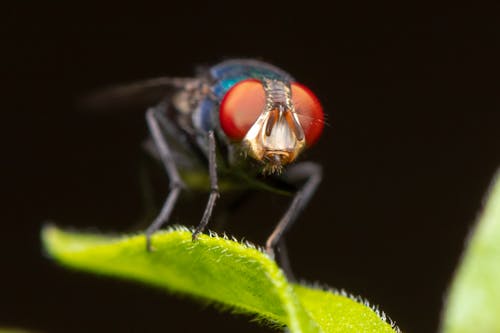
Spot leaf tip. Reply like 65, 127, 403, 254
40, 223, 59, 256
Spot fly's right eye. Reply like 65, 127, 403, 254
219, 79, 266, 141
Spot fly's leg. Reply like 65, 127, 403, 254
266, 162, 322, 278
192, 131, 220, 240
276, 239, 295, 281
144, 106, 185, 251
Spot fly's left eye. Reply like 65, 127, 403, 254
291, 83, 324, 146
219, 79, 266, 140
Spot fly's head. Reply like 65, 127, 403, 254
242, 79, 305, 174
220, 78, 324, 174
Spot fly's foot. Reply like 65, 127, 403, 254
191, 230, 201, 242
266, 248, 276, 260
145, 233, 155, 252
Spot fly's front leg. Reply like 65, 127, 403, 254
266, 162, 322, 276
144, 106, 185, 251
192, 131, 220, 240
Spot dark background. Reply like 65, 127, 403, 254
2, 2, 499, 333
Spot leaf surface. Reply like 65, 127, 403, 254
42, 226, 399, 333
441, 171, 500, 333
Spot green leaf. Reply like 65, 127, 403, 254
441, 170, 500, 333
42, 225, 399, 333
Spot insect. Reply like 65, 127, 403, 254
87, 59, 324, 274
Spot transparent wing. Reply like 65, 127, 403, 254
79, 77, 200, 112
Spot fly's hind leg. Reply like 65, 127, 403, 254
144, 106, 185, 251
266, 162, 322, 279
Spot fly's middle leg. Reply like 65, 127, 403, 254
144, 106, 185, 251
192, 130, 220, 240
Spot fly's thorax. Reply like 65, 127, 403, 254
242, 79, 306, 174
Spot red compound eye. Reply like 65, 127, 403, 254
291, 83, 324, 146
220, 79, 266, 141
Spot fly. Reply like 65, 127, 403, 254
86, 59, 325, 275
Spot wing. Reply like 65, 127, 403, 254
79, 77, 200, 112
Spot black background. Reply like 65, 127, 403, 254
2, 2, 499, 333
